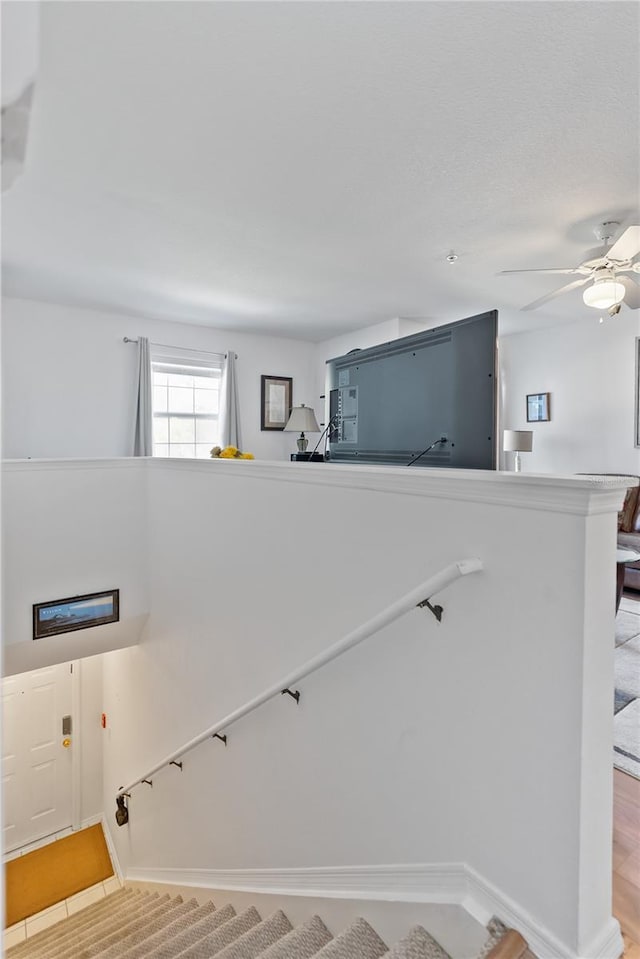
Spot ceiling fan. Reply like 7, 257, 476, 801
499, 221, 640, 314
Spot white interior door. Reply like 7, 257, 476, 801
2, 662, 74, 852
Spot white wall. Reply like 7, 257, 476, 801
0, 297, 318, 461
0, 298, 428, 463
0, 1, 39, 106
63, 458, 618, 958
500, 312, 640, 475
4, 295, 639, 477
78, 654, 104, 823
2, 457, 625, 954
1, 461, 148, 670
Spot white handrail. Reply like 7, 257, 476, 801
117, 558, 482, 798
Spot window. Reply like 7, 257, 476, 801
151, 345, 224, 458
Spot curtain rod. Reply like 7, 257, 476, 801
123, 337, 236, 359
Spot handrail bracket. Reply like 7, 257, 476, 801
281, 688, 301, 704
417, 598, 443, 622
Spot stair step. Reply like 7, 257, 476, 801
139, 902, 236, 959
382, 925, 452, 959
213, 909, 293, 959
54, 894, 177, 959
93, 897, 200, 958
20, 891, 156, 959
40, 892, 162, 958
5, 884, 520, 959
6, 888, 134, 957
314, 918, 388, 959
258, 915, 333, 958
476, 921, 509, 959
119, 899, 217, 959
166, 906, 262, 959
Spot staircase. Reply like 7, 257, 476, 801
6, 887, 529, 959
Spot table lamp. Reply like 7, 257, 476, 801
284, 404, 320, 452
503, 429, 533, 472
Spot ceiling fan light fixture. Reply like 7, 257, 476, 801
582, 277, 625, 309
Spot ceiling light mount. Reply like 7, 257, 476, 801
593, 221, 620, 245
445, 251, 458, 264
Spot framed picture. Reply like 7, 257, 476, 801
526, 392, 550, 423
33, 589, 119, 640
261, 375, 292, 431
636, 338, 640, 447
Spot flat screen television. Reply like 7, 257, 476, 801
326, 309, 497, 469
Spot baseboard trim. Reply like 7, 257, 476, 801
465, 865, 623, 959
125, 862, 469, 904
579, 918, 625, 959
125, 860, 623, 959
100, 814, 123, 883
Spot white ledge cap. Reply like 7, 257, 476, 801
2, 457, 632, 517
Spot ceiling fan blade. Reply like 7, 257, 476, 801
620, 275, 640, 309
499, 268, 579, 275
520, 276, 590, 312
607, 225, 640, 262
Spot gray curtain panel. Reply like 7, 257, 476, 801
132, 336, 153, 455
219, 351, 242, 449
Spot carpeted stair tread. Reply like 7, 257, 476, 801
313, 918, 388, 959
42, 892, 163, 958
88, 896, 200, 959
213, 909, 293, 959
258, 915, 333, 959
6, 888, 134, 956
56, 894, 182, 959
169, 906, 262, 959
36, 892, 160, 958
6, 888, 135, 955
476, 919, 508, 959
118, 899, 218, 959
139, 903, 237, 959
382, 926, 452, 959
19, 891, 155, 959
7, 885, 520, 959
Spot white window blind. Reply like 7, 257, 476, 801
150, 345, 224, 459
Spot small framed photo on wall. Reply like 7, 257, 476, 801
33, 589, 119, 640
526, 392, 550, 423
260, 375, 293, 431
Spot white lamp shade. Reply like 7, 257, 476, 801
503, 429, 533, 453
284, 404, 320, 433
582, 279, 625, 309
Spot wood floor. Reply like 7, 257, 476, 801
616, 590, 640, 956
615, 768, 640, 955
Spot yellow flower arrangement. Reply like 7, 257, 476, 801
210, 446, 254, 460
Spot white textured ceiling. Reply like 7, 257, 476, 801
2, 1, 639, 340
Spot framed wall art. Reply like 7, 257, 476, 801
260, 375, 292, 431
33, 589, 120, 640
526, 392, 551, 423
